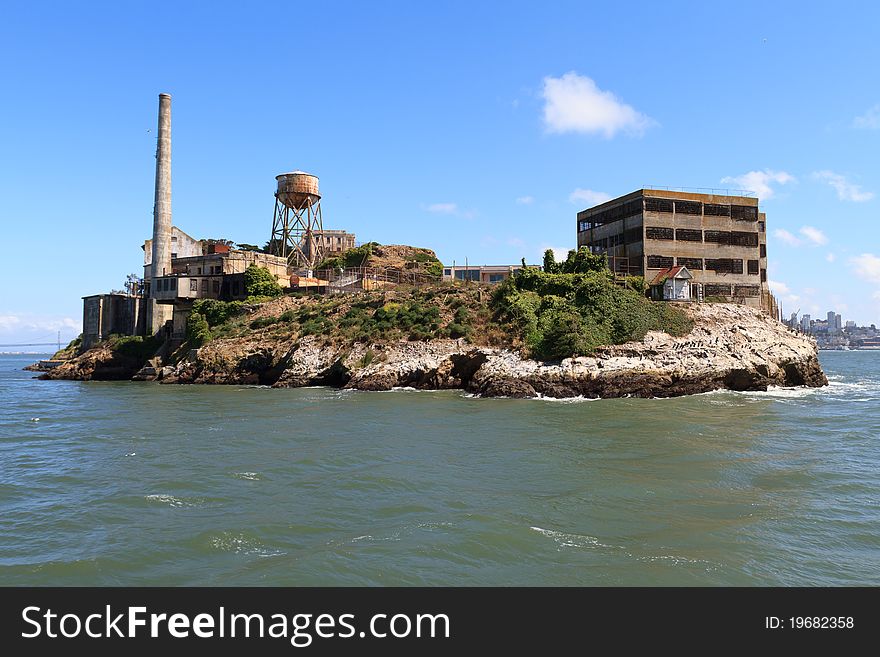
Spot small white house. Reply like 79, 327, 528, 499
649, 266, 692, 301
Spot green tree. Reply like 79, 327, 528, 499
186, 312, 212, 347
244, 264, 282, 298
543, 249, 558, 274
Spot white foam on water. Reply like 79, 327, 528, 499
125, 452, 136, 457
209, 532, 286, 558
532, 394, 602, 403
145, 494, 196, 508
232, 472, 261, 481
530, 526, 608, 550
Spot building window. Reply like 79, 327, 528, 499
731, 205, 758, 221
454, 269, 481, 281
212, 280, 220, 294
674, 200, 701, 215
677, 257, 703, 270
170, 278, 177, 290
201, 279, 208, 293
758, 221, 765, 232
734, 285, 760, 297
443, 269, 452, 276
646, 255, 674, 269
704, 231, 731, 244
705, 284, 732, 296
645, 227, 674, 240
760, 244, 767, 258
644, 198, 673, 213
624, 227, 642, 243
730, 231, 759, 247
761, 268, 767, 282
488, 273, 506, 283
705, 258, 743, 273
675, 229, 703, 242
190, 279, 198, 292
197, 267, 202, 275
704, 204, 731, 217
578, 220, 590, 232
747, 259, 759, 275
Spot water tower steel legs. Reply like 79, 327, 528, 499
271, 196, 325, 270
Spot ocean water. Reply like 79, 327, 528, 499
0, 351, 877, 586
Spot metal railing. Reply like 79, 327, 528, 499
293, 266, 440, 293
642, 185, 757, 198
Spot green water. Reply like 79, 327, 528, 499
1, 351, 878, 586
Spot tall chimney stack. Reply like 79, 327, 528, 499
151, 93, 172, 280
147, 93, 173, 335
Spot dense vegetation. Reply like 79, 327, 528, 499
316, 242, 381, 271
176, 249, 691, 359
492, 248, 692, 360
52, 335, 83, 360
316, 242, 443, 279
244, 264, 282, 298
106, 334, 164, 361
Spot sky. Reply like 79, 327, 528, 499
2, 0, 880, 346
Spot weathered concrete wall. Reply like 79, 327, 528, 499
81, 294, 145, 349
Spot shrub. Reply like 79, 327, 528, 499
109, 334, 164, 361
445, 322, 470, 339
244, 264, 282, 298
624, 275, 648, 295
193, 299, 244, 326
250, 316, 279, 329
186, 313, 212, 347
491, 249, 692, 360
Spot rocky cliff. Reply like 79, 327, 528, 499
40, 302, 827, 398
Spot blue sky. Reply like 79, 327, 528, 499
2, 0, 880, 345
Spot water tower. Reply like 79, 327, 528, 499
270, 171, 324, 269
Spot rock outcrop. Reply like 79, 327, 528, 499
38, 303, 827, 398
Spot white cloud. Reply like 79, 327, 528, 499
850, 253, 880, 285
422, 203, 477, 219
569, 188, 611, 206
515, 196, 534, 205
720, 169, 795, 199
812, 170, 874, 202
768, 280, 800, 305
768, 280, 791, 295
0, 315, 22, 331
541, 72, 655, 138
853, 104, 880, 129
826, 253, 836, 263
799, 226, 828, 246
539, 245, 572, 262
773, 226, 828, 247
425, 203, 458, 214
773, 229, 801, 246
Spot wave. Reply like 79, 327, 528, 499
530, 526, 608, 550
144, 494, 202, 508
208, 532, 286, 558
232, 472, 261, 481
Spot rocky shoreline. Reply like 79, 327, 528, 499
36, 303, 827, 398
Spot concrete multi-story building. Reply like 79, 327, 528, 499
314, 230, 356, 257
150, 245, 290, 338
576, 189, 771, 311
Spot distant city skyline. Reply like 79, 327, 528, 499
2, 1, 880, 345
